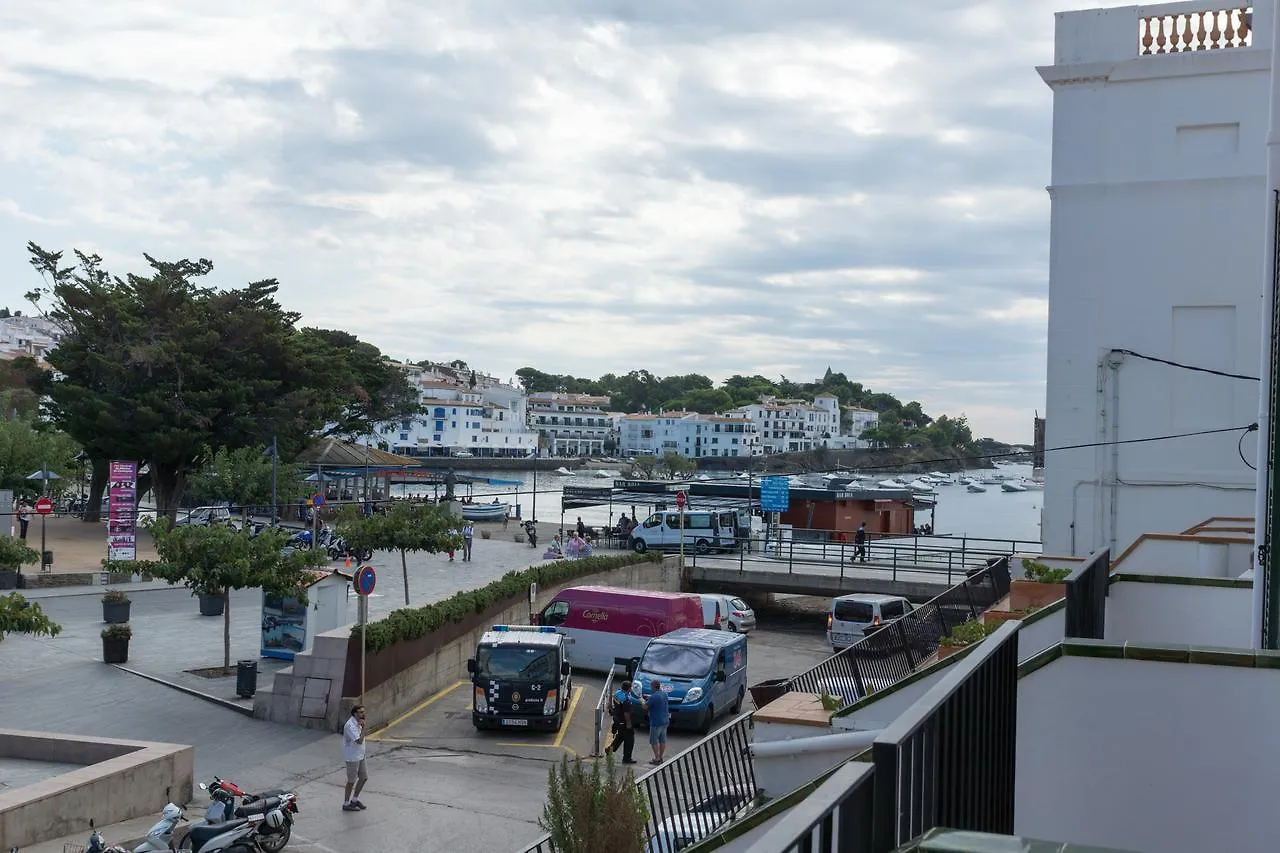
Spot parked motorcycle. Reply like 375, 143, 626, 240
82, 821, 129, 853
180, 808, 285, 853
181, 777, 298, 852
132, 803, 186, 852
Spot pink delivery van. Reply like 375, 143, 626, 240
533, 586, 703, 672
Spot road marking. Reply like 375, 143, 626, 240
553, 685, 585, 750
367, 680, 466, 740
497, 742, 580, 757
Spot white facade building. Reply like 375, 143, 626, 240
526, 393, 617, 457
724, 394, 842, 454
1039, 2, 1266, 556
0, 312, 61, 360
618, 412, 760, 459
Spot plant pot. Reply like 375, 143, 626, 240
103, 601, 131, 624
0, 570, 16, 590
103, 637, 129, 664
1010, 580, 1067, 611
982, 609, 1029, 628
198, 594, 225, 617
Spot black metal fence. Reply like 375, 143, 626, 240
785, 557, 1011, 704
517, 712, 757, 853
1065, 548, 1109, 640
740, 622, 1020, 853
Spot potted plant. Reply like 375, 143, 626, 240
194, 582, 225, 617
937, 618, 992, 660
1010, 558, 1072, 610
102, 589, 131, 623
983, 604, 1040, 628
0, 536, 39, 590
101, 622, 131, 664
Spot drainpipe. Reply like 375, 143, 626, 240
1108, 351, 1124, 557
1256, 3, 1280, 651
749, 729, 883, 759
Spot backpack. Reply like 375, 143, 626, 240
611, 696, 630, 726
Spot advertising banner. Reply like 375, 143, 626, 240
261, 594, 307, 660
107, 460, 138, 561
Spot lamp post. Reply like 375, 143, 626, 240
262, 436, 278, 527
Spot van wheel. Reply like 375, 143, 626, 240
632, 539, 647, 553
695, 539, 710, 555
731, 686, 745, 715
698, 705, 715, 734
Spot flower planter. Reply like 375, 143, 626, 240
937, 644, 968, 660
983, 609, 1030, 628
1010, 579, 1067, 611
0, 570, 16, 590
198, 593, 225, 617
102, 637, 129, 664
103, 600, 131, 624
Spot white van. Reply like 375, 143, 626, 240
827, 594, 913, 651
630, 510, 745, 554
696, 594, 725, 629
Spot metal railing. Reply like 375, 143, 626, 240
591, 666, 616, 756
740, 622, 1020, 853
786, 557, 1011, 704
517, 713, 757, 853
1065, 548, 1109, 640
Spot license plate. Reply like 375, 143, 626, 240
834, 634, 853, 643
500, 718, 529, 726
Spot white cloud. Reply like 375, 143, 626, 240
0, 0, 1078, 441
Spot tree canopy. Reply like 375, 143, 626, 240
0, 592, 61, 642
186, 445, 308, 519
22, 244, 418, 518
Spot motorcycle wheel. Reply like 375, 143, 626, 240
258, 821, 292, 852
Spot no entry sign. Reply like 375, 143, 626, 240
34, 497, 53, 515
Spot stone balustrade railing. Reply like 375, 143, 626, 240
1139, 6, 1253, 54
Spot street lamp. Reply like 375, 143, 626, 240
262, 436, 278, 526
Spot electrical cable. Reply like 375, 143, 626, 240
1239, 426, 1259, 471
1113, 349, 1259, 381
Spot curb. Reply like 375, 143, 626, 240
18, 581, 184, 599
114, 665, 255, 717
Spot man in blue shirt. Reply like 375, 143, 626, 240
646, 679, 670, 765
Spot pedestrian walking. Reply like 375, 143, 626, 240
854, 522, 867, 562
447, 526, 457, 562
576, 516, 586, 538
342, 705, 368, 811
646, 679, 669, 765
607, 680, 637, 764
462, 522, 474, 561
16, 499, 30, 540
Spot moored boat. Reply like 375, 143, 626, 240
1001, 481, 1027, 493
460, 502, 509, 521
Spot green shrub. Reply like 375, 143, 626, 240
540, 753, 648, 853
1021, 558, 1071, 584
352, 552, 663, 653
940, 618, 992, 648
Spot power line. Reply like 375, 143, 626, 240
1113, 348, 1259, 381
1240, 424, 1259, 471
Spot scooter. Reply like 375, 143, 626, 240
180, 808, 285, 853
185, 778, 298, 852
133, 803, 186, 852
82, 821, 129, 853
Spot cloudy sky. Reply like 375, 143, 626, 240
0, 0, 1082, 442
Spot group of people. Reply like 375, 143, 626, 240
607, 678, 670, 766
545, 530, 593, 560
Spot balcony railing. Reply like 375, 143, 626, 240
1139, 6, 1252, 54
741, 623, 1020, 852
1064, 548, 1109, 640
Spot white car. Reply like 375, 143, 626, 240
645, 786, 755, 852
453, 450, 474, 458
174, 506, 233, 527
711, 594, 756, 633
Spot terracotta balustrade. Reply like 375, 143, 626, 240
1139, 6, 1252, 54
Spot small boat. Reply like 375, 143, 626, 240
592, 470, 613, 479
1019, 479, 1045, 491
966, 483, 987, 493
696, 473, 711, 481
877, 479, 904, 489
907, 480, 936, 493
929, 472, 950, 480
553, 467, 574, 477
460, 502, 509, 521
736, 472, 750, 479
1001, 481, 1027, 493
958, 477, 972, 486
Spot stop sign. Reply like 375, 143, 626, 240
676, 491, 686, 509
34, 497, 53, 515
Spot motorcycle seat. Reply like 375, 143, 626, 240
187, 818, 249, 849
235, 796, 282, 817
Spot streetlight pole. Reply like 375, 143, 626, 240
270, 435, 278, 527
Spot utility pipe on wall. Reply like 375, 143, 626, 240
749, 728, 883, 759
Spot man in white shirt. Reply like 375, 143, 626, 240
342, 705, 368, 811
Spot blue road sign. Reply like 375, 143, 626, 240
355, 564, 377, 596
310, 492, 325, 507
760, 476, 790, 512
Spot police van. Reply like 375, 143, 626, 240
467, 625, 574, 732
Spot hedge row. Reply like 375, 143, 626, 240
352, 552, 664, 654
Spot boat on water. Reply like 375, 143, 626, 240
1001, 481, 1027, 493
553, 467, 574, 477
877, 479, 906, 489
907, 480, 936, 493
592, 470, 614, 479
966, 483, 987, 493
1019, 479, 1045, 491
460, 502, 509, 521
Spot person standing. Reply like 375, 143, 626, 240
17, 499, 30, 540
446, 526, 457, 562
646, 679, 670, 765
461, 522, 474, 562
576, 517, 586, 538
854, 522, 867, 562
608, 680, 637, 764
342, 705, 368, 811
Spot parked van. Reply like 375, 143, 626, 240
467, 625, 573, 732
631, 628, 749, 733
696, 594, 724, 630
630, 510, 747, 554
533, 586, 703, 672
827, 594, 913, 651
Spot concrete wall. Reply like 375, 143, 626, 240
1038, 0, 1271, 557
1016, 606, 1065, 661
1113, 535, 1252, 578
1016, 653, 1280, 852
0, 730, 193, 849
1106, 577, 1252, 647
256, 556, 681, 731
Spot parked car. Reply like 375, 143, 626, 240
706, 594, 755, 633
827, 594, 913, 651
453, 450, 474, 458
175, 506, 233, 527
696, 594, 724, 630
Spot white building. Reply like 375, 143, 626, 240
526, 392, 617, 457
373, 365, 540, 457
618, 412, 760, 459
724, 394, 842, 454
0, 312, 61, 360
1039, 2, 1264, 556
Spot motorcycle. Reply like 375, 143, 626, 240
82, 821, 129, 853
180, 807, 285, 853
181, 777, 298, 852
133, 803, 186, 852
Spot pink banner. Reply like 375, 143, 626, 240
107, 460, 137, 561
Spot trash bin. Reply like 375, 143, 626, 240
42, 550, 53, 569
749, 678, 789, 711
236, 660, 258, 698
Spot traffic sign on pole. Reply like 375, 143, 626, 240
34, 497, 53, 515
676, 491, 686, 509
310, 492, 325, 508
355, 564, 377, 596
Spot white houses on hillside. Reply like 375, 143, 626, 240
618, 412, 761, 459
723, 394, 852, 454
526, 392, 618, 457
1038, 2, 1264, 556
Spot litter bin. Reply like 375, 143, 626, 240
749, 678, 789, 711
42, 550, 53, 570
236, 659, 258, 698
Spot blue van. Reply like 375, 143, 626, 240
631, 628, 748, 734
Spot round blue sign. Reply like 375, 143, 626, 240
311, 492, 326, 507
355, 564, 377, 596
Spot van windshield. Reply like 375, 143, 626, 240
641, 642, 716, 678
476, 646, 556, 680
833, 601, 875, 622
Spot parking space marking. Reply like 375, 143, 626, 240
368, 680, 466, 740
553, 685, 585, 749
496, 742, 581, 757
